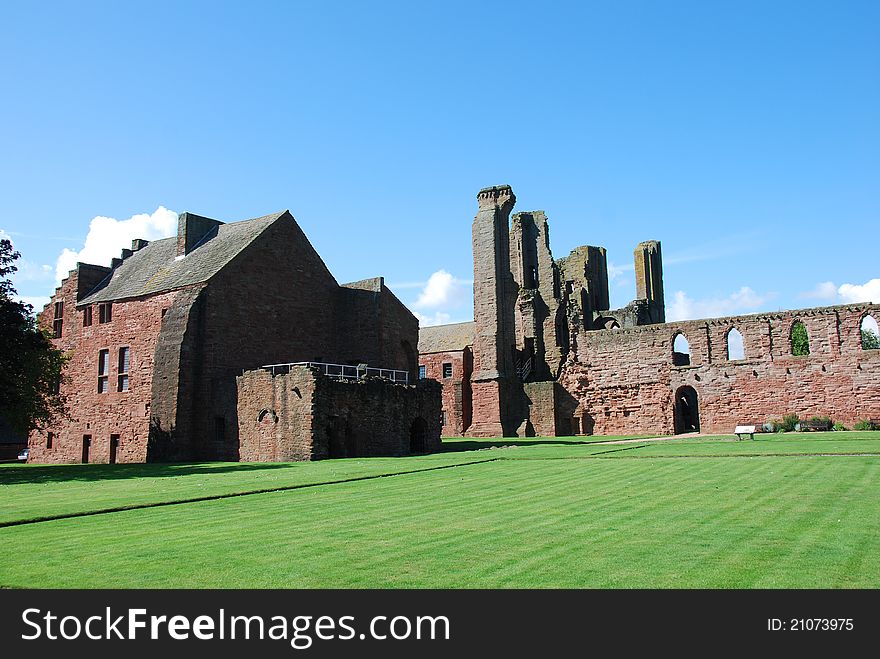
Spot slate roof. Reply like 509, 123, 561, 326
78, 211, 287, 305
418, 321, 475, 353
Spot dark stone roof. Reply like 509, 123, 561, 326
78, 211, 286, 305
418, 321, 475, 353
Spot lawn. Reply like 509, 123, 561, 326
0, 432, 878, 588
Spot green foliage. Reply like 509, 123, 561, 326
853, 420, 876, 431
0, 239, 68, 436
791, 321, 810, 356
781, 413, 800, 432
832, 422, 849, 432
863, 329, 880, 350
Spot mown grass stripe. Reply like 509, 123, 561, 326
0, 457, 497, 529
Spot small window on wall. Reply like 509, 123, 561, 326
442, 363, 453, 378
861, 315, 880, 350
117, 347, 130, 392
672, 333, 691, 366
98, 302, 112, 324
53, 301, 63, 338
726, 328, 745, 360
791, 321, 810, 356
441, 410, 448, 426
83, 306, 93, 327
98, 349, 110, 393
46, 432, 54, 449
419, 365, 427, 379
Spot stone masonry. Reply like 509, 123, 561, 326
419, 184, 880, 438
30, 209, 439, 463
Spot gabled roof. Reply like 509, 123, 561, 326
418, 321, 475, 354
78, 211, 287, 305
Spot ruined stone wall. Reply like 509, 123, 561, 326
558, 303, 880, 435
468, 185, 520, 437
419, 348, 473, 436
28, 269, 182, 463
236, 368, 317, 461
510, 211, 566, 380
237, 367, 442, 461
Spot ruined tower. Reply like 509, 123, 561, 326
510, 211, 566, 380
466, 185, 519, 437
634, 240, 665, 324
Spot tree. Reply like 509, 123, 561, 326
791, 321, 810, 356
0, 239, 67, 436
863, 329, 880, 350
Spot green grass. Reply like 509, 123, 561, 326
0, 432, 878, 588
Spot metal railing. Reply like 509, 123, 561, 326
260, 361, 409, 384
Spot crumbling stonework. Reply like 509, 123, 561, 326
419, 184, 880, 438
237, 366, 442, 460
558, 304, 880, 434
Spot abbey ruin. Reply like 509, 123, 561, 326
418, 185, 880, 437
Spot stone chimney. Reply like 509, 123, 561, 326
177, 212, 223, 257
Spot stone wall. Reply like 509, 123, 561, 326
29, 267, 183, 464
419, 348, 472, 436
237, 366, 442, 461
558, 303, 880, 435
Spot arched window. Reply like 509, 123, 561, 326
726, 327, 745, 360
672, 332, 691, 366
791, 320, 810, 356
862, 314, 880, 350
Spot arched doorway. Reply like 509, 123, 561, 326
675, 386, 700, 434
409, 417, 428, 454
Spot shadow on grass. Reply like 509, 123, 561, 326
0, 461, 295, 486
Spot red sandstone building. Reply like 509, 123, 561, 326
31, 210, 440, 463
419, 185, 880, 437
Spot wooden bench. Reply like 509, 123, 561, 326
734, 425, 756, 441
800, 419, 832, 432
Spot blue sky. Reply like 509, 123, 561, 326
1, 1, 877, 324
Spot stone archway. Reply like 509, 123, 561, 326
674, 385, 700, 434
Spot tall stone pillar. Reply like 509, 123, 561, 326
466, 185, 519, 437
634, 240, 665, 324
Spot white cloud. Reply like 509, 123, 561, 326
667, 286, 776, 321
54, 207, 178, 283
799, 278, 880, 305
799, 281, 839, 301
838, 279, 880, 305
413, 269, 470, 309
413, 311, 453, 327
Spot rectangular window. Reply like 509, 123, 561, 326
98, 302, 112, 324
442, 363, 453, 378
117, 347, 130, 392
52, 301, 63, 338
83, 306, 92, 327
418, 365, 426, 379
441, 410, 447, 426
98, 349, 109, 393
46, 432, 54, 449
